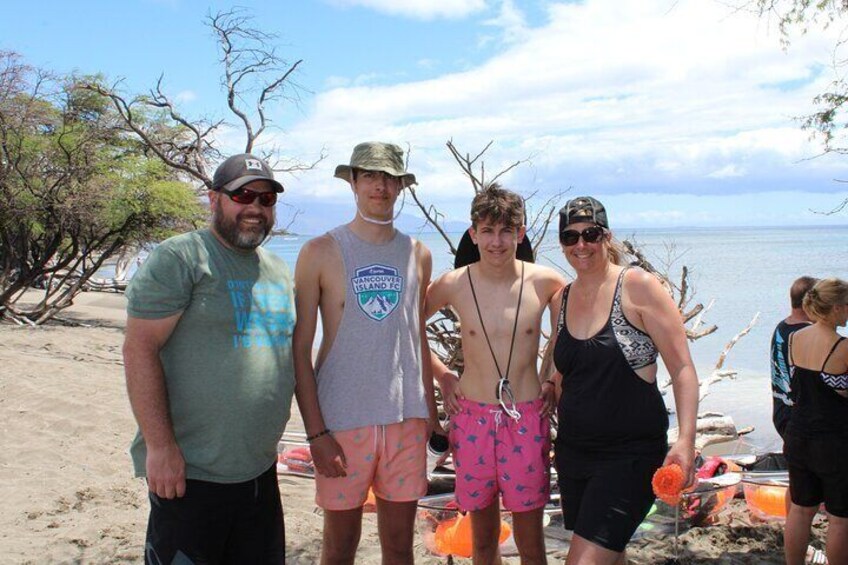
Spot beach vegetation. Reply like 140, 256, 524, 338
0, 52, 204, 325
755, 0, 848, 213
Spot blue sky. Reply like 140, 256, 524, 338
4, 0, 848, 232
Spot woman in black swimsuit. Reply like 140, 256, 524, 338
547, 196, 699, 565
783, 278, 848, 565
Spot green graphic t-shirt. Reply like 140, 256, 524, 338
126, 229, 295, 483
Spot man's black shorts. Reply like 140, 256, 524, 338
773, 408, 789, 441
145, 463, 285, 564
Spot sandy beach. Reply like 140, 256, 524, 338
0, 292, 828, 564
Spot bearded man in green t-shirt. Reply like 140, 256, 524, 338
123, 153, 295, 563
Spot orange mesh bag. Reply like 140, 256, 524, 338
434, 512, 512, 557
363, 488, 377, 513
652, 463, 685, 506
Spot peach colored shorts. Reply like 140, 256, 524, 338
315, 418, 428, 511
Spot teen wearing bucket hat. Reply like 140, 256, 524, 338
547, 195, 699, 564
332, 141, 416, 226
293, 141, 438, 563
333, 142, 416, 186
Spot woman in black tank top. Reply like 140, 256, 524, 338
547, 197, 700, 563
782, 277, 848, 565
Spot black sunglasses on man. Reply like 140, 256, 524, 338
226, 187, 277, 208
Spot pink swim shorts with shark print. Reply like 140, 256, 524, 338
449, 397, 551, 513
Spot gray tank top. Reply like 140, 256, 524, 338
316, 225, 429, 431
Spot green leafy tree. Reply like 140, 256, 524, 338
0, 52, 204, 325
756, 0, 848, 211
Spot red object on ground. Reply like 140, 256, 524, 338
696, 456, 727, 480
278, 446, 313, 474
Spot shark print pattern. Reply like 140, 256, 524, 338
449, 398, 551, 512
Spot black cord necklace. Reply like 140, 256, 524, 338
466, 261, 525, 419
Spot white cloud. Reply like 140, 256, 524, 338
174, 90, 197, 103
622, 208, 689, 224
323, 76, 351, 89
483, 0, 529, 45
327, 0, 487, 20
322, 71, 395, 90
604, 191, 848, 228
707, 164, 746, 179
417, 58, 439, 70
275, 0, 848, 225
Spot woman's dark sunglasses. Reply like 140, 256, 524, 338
226, 187, 277, 207
560, 226, 606, 246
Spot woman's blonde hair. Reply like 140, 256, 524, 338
606, 236, 626, 266
803, 277, 848, 321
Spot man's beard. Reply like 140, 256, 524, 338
213, 210, 272, 250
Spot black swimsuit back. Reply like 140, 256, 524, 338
787, 336, 848, 438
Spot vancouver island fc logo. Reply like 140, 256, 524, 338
352, 264, 403, 321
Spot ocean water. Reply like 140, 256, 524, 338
268, 225, 848, 453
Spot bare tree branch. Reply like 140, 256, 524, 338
714, 312, 760, 371
82, 82, 214, 190
526, 189, 566, 257
209, 8, 305, 154
408, 185, 457, 255
446, 139, 490, 192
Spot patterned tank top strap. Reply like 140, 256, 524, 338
610, 265, 659, 370
821, 336, 847, 372
610, 266, 631, 318
556, 283, 572, 337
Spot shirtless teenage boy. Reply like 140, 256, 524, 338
293, 142, 437, 564
426, 184, 566, 565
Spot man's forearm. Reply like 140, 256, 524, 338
123, 343, 177, 449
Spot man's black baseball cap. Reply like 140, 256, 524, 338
212, 154, 284, 193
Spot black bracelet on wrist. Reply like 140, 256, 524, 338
541, 379, 555, 387
306, 429, 330, 442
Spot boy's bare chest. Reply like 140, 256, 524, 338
453, 283, 542, 341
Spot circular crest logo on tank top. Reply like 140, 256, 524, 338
351, 264, 404, 321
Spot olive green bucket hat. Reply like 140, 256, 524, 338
334, 141, 416, 187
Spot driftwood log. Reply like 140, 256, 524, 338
81, 278, 128, 292
668, 412, 755, 452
